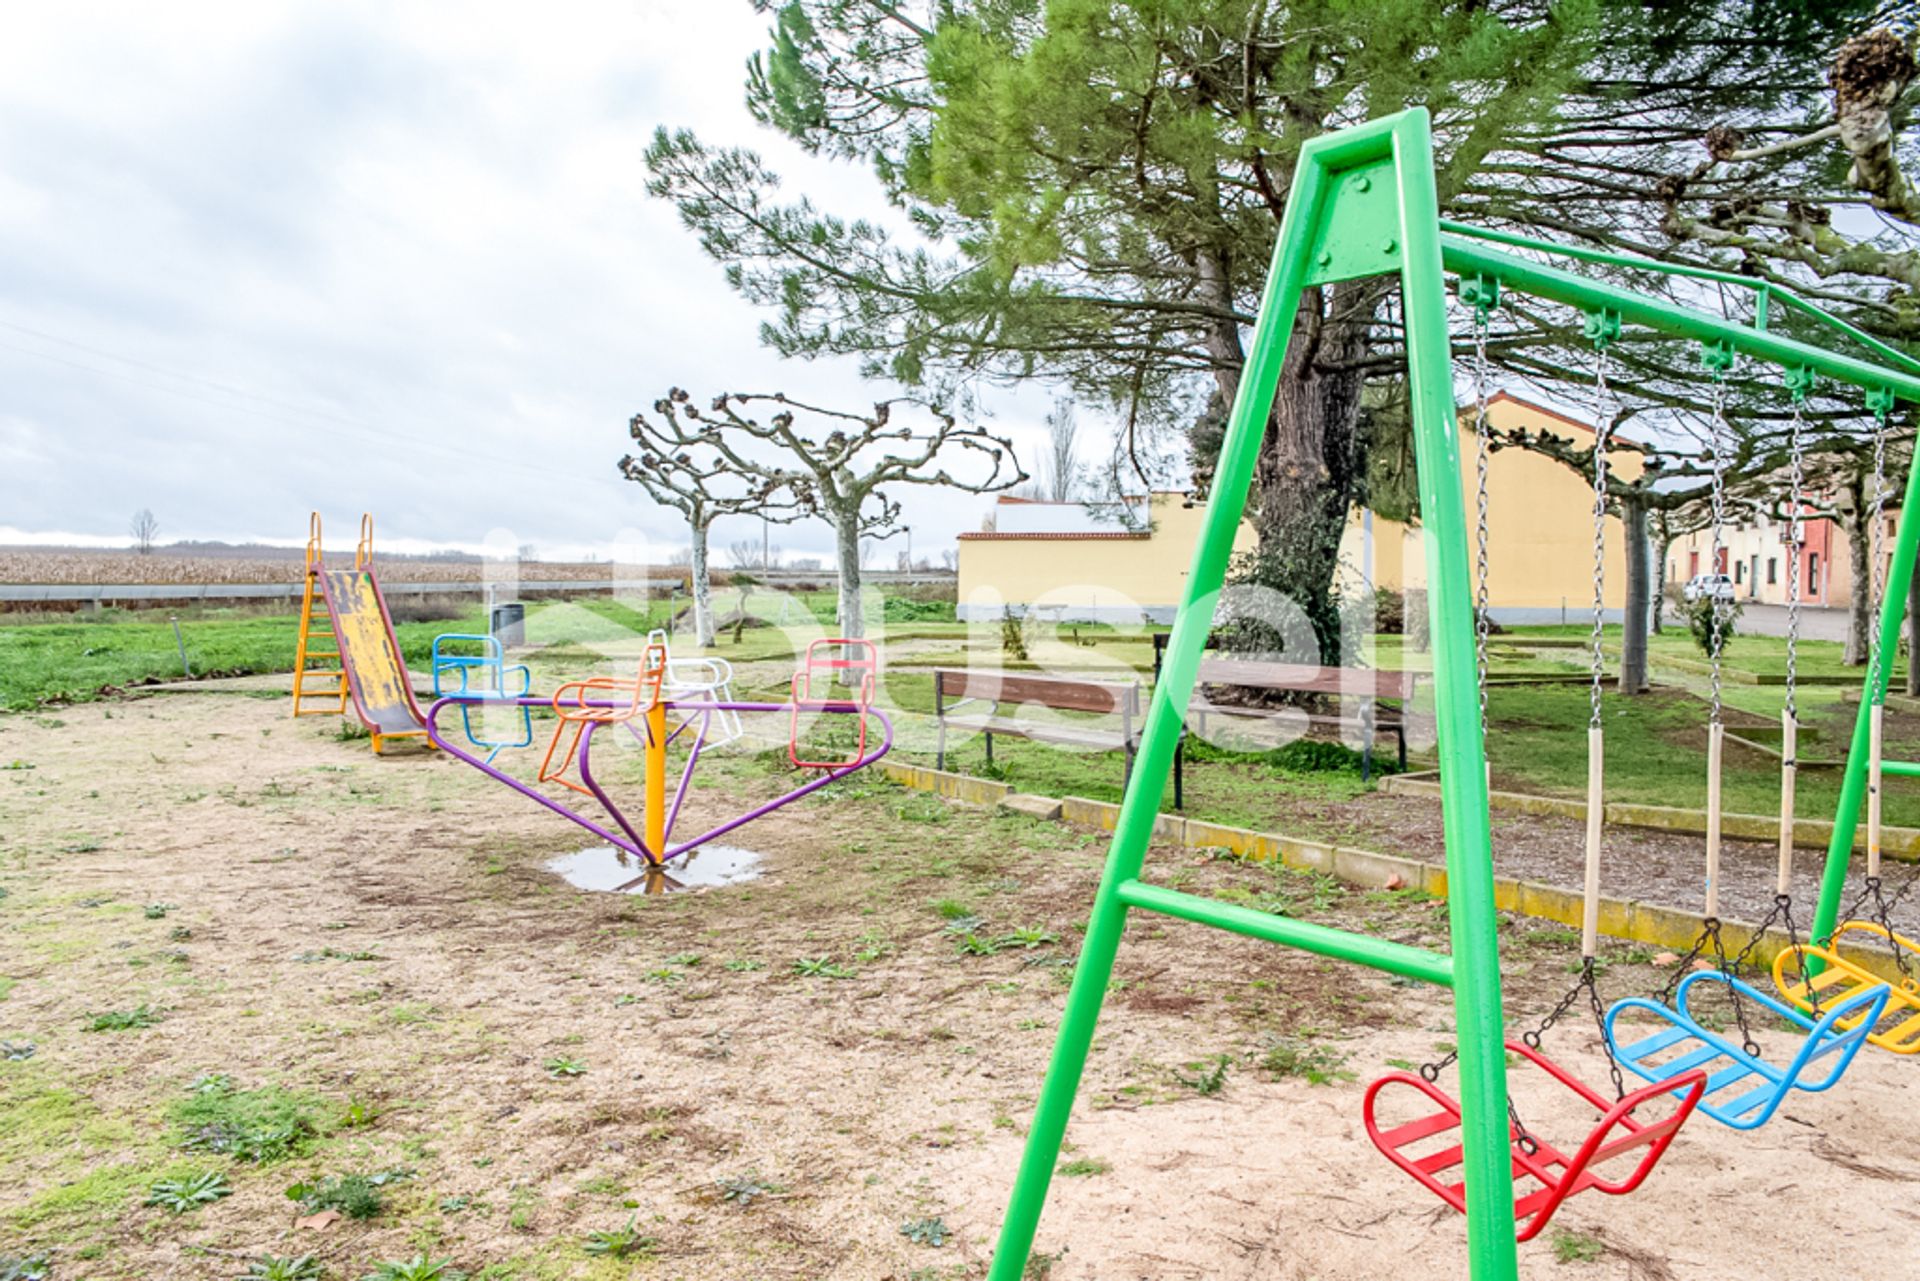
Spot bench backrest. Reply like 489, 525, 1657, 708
1193, 657, 1418, 701
934, 668, 1140, 716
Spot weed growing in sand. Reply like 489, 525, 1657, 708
543, 1057, 587, 1079
1000, 925, 1058, 949
582, 1216, 655, 1259
287, 1169, 411, 1220
1057, 1157, 1110, 1177
955, 933, 1002, 957
87, 1005, 160, 1031
790, 956, 854, 979
1260, 1037, 1354, 1085
241, 1256, 325, 1280
144, 1169, 231, 1213
722, 957, 764, 972
900, 1216, 950, 1246
2, 1041, 36, 1061
1550, 1229, 1605, 1264
0, 1254, 52, 1281
1175, 1055, 1232, 1096
358, 1257, 464, 1281
715, 1173, 784, 1206
143, 903, 176, 919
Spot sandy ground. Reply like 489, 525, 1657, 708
0, 687, 1916, 1280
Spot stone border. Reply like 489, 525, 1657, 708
878, 762, 1914, 987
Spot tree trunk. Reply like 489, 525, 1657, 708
1907, 554, 1919, 697
831, 502, 864, 643
1844, 469, 1872, 666
1618, 491, 1650, 694
1651, 528, 1672, 635
690, 516, 715, 647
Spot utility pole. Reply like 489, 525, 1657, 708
905, 525, 913, 572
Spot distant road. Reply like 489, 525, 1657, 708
0, 569, 956, 605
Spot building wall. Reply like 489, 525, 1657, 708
1669, 509, 1890, 609
958, 395, 1647, 625
955, 492, 1256, 622
1338, 394, 1644, 620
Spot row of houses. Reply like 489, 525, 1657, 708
955, 393, 1881, 623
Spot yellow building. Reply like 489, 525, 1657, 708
1346, 392, 1645, 621
956, 394, 1642, 624
956, 492, 1255, 623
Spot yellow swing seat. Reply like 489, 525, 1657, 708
1773, 924, 1920, 1055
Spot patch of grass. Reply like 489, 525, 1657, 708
144, 1168, 231, 1213
1550, 1228, 1606, 1264
1260, 1036, 1354, 1085
0, 1255, 52, 1281
143, 902, 176, 919
900, 1215, 950, 1246
542, 1057, 587, 1078
1056, 1157, 1109, 1177
171, 1078, 320, 1163
86, 1005, 160, 1031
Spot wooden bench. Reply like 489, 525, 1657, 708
1151, 634, 1421, 804
933, 668, 1142, 783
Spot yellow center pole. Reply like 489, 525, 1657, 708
646, 700, 668, 863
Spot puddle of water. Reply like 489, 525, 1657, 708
547, 843, 764, 895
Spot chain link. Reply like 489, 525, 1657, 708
1590, 348, 1616, 728
1871, 414, 1890, 697
1707, 371, 1730, 730
1473, 307, 1494, 740
1785, 395, 1804, 722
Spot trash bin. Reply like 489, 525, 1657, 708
490, 602, 526, 648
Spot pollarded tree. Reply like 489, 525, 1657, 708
619, 398, 802, 646
647, 0, 1600, 658
642, 389, 1024, 641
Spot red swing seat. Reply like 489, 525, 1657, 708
788, 638, 878, 769
1363, 1041, 1706, 1241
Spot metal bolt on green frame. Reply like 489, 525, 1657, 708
985, 107, 1920, 1281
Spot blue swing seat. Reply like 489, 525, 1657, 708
431, 633, 534, 764
1604, 970, 1889, 1130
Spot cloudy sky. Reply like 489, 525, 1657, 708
0, 1, 1069, 563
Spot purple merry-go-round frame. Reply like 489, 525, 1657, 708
426, 695, 892, 866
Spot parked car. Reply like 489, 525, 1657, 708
1682, 573, 1736, 602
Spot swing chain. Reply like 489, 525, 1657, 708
1870, 409, 1890, 694
1523, 956, 1627, 1100
1590, 343, 1617, 730
1843, 873, 1918, 982
1785, 389, 1806, 722
1705, 358, 1732, 729
1472, 300, 1495, 739
1706, 917, 1762, 1058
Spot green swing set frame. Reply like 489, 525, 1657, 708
986, 108, 1920, 1281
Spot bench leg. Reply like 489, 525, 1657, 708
1174, 736, 1183, 810
1396, 726, 1407, 772
937, 718, 947, 772
985, 731, 993, 769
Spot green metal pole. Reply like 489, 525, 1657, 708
982, 136, 1337, 1281
1811, 424, 1920, 948
1393, 114, 1520, 1281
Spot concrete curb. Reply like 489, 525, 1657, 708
877, 763, 1915, 987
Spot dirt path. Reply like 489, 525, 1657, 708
0, 690, 1915, 1279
